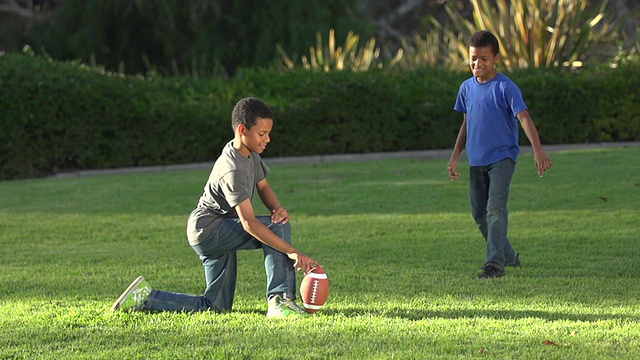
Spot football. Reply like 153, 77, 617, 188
300, 266, 330, 313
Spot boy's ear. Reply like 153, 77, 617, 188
237, 124, 246, 135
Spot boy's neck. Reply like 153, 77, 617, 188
232, 138, 251, 158
476, 70, 498, 83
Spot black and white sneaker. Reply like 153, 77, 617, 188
507, 253, 521, 267
478, 265, 505, 279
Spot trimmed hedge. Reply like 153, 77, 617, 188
515, 66, 640, 144
236, 68, 467, 156
1, 53, 638, 179
0, 54, 233, 179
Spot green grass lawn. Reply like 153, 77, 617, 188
1, 146, 639, 359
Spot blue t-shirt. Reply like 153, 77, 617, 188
454, 73, 528, 166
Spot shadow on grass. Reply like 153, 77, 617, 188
323, 307, 640, 322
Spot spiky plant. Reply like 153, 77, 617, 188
390, 32, 443, 70
277, 29, 383, 72
429, 0, 621, 70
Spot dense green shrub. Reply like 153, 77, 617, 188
0, 53, 232, 179
1, 53, 638, 180
515, 65, 640, 144
235, 68, 467, 156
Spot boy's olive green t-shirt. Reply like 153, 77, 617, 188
186, 140, 269, 245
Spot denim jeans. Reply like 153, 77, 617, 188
144, 216, 296, 312
469, 158, 518, 271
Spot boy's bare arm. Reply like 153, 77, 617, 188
235, 198, 318, 272
517, 110, 553, 176
256, 178, 289, 224
448, 115, 467, 181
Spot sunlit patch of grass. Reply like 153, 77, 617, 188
0, 147, 639, 359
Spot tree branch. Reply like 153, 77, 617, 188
371, 0, 434, 41
0, 0, 35, 18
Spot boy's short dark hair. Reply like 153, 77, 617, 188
231, 97, 274, 130
469, 30, 500, 55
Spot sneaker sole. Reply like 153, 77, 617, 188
477, 273, 505, 279
267, 313, 305, 319
111, 276, 145, 311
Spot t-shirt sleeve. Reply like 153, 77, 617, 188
220, 170, 251, 208
504, 81, 528, 117
257, 158, 269, 182
454, 83, 467, 113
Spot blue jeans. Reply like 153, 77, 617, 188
469, 158, 518, 271
144, 216, 296, 312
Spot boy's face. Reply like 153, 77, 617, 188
236, 117, 273, 157
469, 46, 499, 83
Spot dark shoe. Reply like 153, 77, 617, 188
507, 253, 521, 267
478, 265, 505, 279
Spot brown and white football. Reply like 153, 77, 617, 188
300, 266, 330, 313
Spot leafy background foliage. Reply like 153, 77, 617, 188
5, 0, 370, 77
2, 1, 637, 75
435, 0, 623, 70
0, 0, 638, 179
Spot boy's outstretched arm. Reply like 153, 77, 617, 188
517, 110, 553, 177
448, 115, 467, 181
257, 179, 289, 224
236, 194, 319, 273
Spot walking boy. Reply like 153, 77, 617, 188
447, 31, 552, 278
112, 97, 320, 317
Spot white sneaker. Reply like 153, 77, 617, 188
267, 294, 309, 319
111, 276, 152, 311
